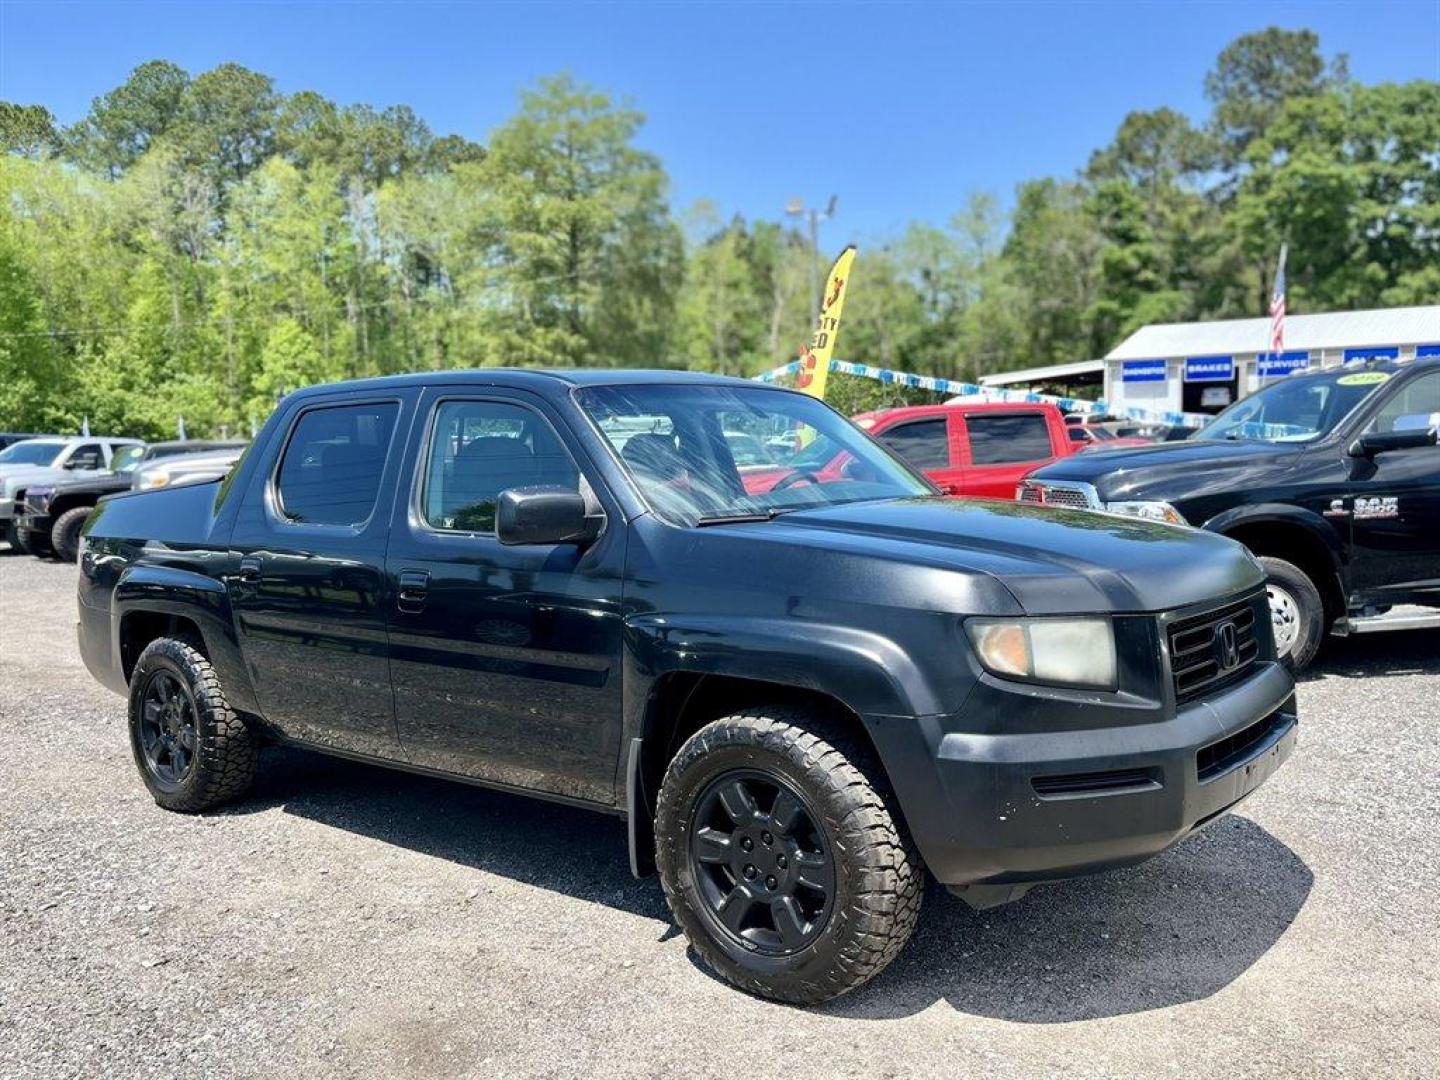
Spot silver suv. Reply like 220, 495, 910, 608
0, 436, 143, 546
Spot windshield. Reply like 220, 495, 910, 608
0, 440, 65, 466
110, 445, 145, 472
578, 384, 932, 525
1196, 369, 1392, 443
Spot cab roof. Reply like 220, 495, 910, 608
288, 368, 765, 402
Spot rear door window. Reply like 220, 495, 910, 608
965, 413, 1054, 465
877, 418, 951, 470
276, 402, 399, 525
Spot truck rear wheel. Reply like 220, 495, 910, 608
1258, 555, 1324, 673
654, 707, 921, 1005
50, 506, 92, 563
128, 638, 258, 812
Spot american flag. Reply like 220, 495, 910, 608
1269, 243, 1288, 354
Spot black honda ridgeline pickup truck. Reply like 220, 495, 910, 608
1024, 359, 1440, 672
77, 371, 1296, 1004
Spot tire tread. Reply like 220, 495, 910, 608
655, 706, 921, 1005
129, 638, 258, 812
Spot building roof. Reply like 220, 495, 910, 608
1105, 305, 1440, 361
978, 359, 1104, 387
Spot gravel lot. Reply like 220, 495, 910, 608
1, 549, 1436, 1079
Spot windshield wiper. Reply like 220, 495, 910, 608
694, 508, 795, 527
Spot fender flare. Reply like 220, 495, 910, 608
624, 613, 943, 722
1200, 502, 1347, 603
620, 613, 946, 877
112, 563, 259, 714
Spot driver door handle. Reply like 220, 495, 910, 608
397, 569, 430, 613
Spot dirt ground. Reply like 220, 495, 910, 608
1, 551, 1436, 1079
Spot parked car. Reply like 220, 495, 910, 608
0, 436, 143, 550
1067, 422, 1155, 451
722, 429, 782, 469
744, 401, 1079, 499
77, 370, 1296, 1005
130, 441, 248, 491
1021, 358, 1440, 671
0, 432, 48, 452
15, 440, 247, 560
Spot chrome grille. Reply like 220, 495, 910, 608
1168, 594, 1262, 704
1018, 481, 1097, 509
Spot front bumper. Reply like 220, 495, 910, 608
867, 661, 1296, 888
0, 497, 14, 522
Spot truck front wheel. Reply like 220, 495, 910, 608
1258, 556, 1324, 672
654, 708, 922, 1005
50, 506, 92, 562
128, 638, 259, 812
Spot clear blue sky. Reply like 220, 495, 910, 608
3, 1, 1437, 245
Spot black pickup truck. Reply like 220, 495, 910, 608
77, 370, 1296, 1004
1023, 359, 1440, 672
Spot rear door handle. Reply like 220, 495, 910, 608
396, 569, 430, 613
237, 557, 261, 582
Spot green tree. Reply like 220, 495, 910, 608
1205, 28, 1348, 165
65, 60, 190, 178
1232, 79, 1440, 311
473, 74, 681, 368
0, 103, 58, 158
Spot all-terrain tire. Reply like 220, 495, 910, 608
128, 637, 258, 812
50, 505, 92, 563
654, 707, 922, 1005
1258, 555, 1325, 673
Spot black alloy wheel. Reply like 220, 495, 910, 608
137, 670, 199, 790
688, 770, 835, 956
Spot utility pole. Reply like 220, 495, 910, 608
786, 195, 838, 321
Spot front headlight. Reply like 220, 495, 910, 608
1104, 500, 1186, 525
137, 470, 170, 490
966, 617, 1117, 689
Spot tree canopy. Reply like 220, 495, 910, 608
0, 28, 1434, 436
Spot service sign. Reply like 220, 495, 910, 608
1122, 360, 1166, 383
1184, 355, 1234, 382
1258, 350, 1310, 378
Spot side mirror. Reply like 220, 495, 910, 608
1347, 429, 1438, 458
496, 485, 598, 546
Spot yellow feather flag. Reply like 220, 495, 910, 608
795, 245, 857, 401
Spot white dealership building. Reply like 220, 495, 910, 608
980, 304, 1440, 421
1100, 304, 1440, 418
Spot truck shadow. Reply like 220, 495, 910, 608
245, 749, 1310, 1022
1307, 628, 1440, 680
823, 815, 1312, 1022
242, 748, 671, 923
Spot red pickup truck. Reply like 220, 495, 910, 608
744, 401, 1079, 500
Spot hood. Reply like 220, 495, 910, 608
1026, 438, 1303, 502
715, 497, 1263, 615
0, 465, 66, 494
